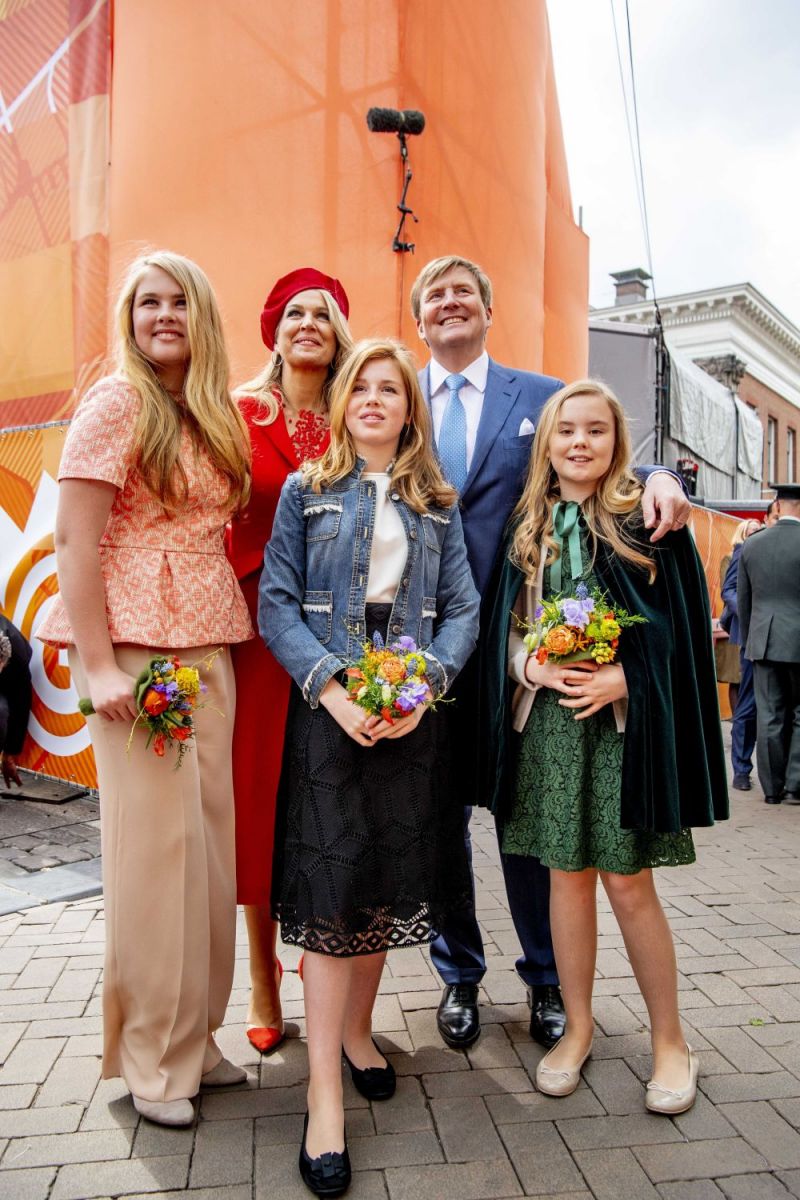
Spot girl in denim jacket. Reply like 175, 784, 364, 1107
260, 338, 479, 1193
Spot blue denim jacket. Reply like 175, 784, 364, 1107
258, 462, 480, 707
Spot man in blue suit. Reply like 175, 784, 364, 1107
412, 255, 691, 1050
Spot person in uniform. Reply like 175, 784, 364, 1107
738, 483, 800, 805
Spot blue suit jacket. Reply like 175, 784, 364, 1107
420, 358, 563, 595
720, 544, 743, 646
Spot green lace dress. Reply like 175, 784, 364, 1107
501, 516, 695, 874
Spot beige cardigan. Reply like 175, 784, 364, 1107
507, 558, 628, 735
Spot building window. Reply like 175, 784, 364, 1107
789, 427, 797, 481
767, 416, 778, 482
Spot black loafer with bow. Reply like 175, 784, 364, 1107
343, 1041, 396, 1100
299, 1112, 351, 1197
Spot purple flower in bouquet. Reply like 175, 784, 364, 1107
394, 679, 429, 713
560, 597, 592, 629
393, 635, 418, 652
534, 604, 544, 620
571, 581, 595, 618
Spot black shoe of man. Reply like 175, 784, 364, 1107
732, 775, 752, 791
784, 791, 800, 805
765, 795, 782, 805
436, 983, 480, 1049
527, 984, 566, 1048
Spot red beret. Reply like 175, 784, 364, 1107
260, 267, 350, 349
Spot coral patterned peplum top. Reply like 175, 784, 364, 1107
37, 376, 254, 649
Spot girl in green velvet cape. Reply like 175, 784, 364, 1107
481, 380, 728, 1114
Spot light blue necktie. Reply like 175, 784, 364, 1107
437, 373, 468, 493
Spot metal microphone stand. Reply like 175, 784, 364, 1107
392, 132, 419, 253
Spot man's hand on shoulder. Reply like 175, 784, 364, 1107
642, 472, 691, 543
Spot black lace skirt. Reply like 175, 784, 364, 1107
271, 605, 473, 956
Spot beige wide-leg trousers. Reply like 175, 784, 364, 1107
70, 644, 237, 1102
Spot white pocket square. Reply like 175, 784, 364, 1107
518, 418, 535, 436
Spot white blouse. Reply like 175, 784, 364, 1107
365, 473, 407, 604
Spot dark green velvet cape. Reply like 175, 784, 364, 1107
476, 523, 729, 833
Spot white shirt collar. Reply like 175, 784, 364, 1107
777, 515, 800, 524
429, 351, 489, 398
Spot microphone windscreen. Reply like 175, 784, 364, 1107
400, 109, 425, 135
366, 107, 403, 133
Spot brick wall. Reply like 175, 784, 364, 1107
738, 373, 800, 487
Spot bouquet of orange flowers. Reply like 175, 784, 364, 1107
78, 649, 221, 766
520, 582, 646, 666
344, 633, 432, 725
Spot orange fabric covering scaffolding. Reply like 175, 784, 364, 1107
1, 0, 588, 785
108, 0, 588, 385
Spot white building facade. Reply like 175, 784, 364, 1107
592, 276, 800, 492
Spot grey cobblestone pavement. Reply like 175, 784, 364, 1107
0, 785, 101, 915
1, 739, 800, 1198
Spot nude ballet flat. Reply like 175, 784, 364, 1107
645, 1045, 699, 1115
535, 1042, 592, 1097
132, 1095, 194, 1126
200, 1056, 249, 1087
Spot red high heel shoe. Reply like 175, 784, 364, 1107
246, 960, 285, 1055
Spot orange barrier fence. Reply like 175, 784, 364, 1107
689, 504, 742, 721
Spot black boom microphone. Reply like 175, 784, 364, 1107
366, 107, 426, 253
366, 107, 426, 136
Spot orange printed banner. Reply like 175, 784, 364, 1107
0, 0, 110, 431
0, 423, 97, 787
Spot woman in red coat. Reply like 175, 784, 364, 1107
228, 269, 353, 1053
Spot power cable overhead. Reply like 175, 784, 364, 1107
610, 0, 668, 462
610, 0, 657, 302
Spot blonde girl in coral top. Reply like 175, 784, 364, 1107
37, 251, 253, 1127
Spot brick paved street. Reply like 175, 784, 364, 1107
0, 784, 101, 915
2, 746, 800, 1199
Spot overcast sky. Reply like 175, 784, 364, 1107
546, 0, 800, 328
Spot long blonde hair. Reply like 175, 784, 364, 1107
115, 251, 251, 511
303, 339, 457, 513
511, 379, 656, 583
238, 289, 353, 423
731, 518, 761, 546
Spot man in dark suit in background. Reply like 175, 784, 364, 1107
738, 483, 800, 805
411, 255, 691, 1050
0, 614, 33, 790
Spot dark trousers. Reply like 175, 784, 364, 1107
753, 660, 800, 798
731, 650, 757, 779
429, 807, 558, 987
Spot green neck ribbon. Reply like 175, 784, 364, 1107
550, 500, 582, 594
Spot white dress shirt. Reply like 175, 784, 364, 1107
429, 352, 489, 471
